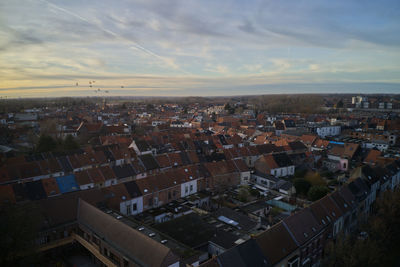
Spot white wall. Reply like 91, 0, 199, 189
270, 166, 295, 177
120, 196, 144, 215
240, 171, 251, 185
79, 183, 94, 190
104, 179, 117, 187
317, 126, 341, 138
181, 180, 197, 197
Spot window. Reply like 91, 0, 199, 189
190, 185, 193, 192
126, 205, 131, 215
132, 203, 137, 211
109, 251, 120, 265
185, 186, 189, 193
288, 256, 300, 267
92, 235, 100, 246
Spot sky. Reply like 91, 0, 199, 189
0, 0, 400, 98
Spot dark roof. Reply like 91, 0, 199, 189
272, 153, 293, 167
210, 229, 240, 250
348, 177, 369, 201
112, 164, 136, 179
25, 180, 47, 200
284, 120, 296, 128
337, 185, 356, 208
180, 151, 191, 166
12, 183, 29, 202
57, 156, 73, 172
283, 208, 322, 246
139, 154, 160, 171
274, 180, 293, 191
218, 135, 228, 146
330, 190, 352, 214
124, 181, 142, 198
257, 144, 283, 154
255, 222, 298, 265
217, 239, 269, 267
288, 141, 307, 151
274, 121, 285, 130
361, 165, 380, 187
135, 140, 151, 152
103, 149, 115, 162
205, 152, 226, 162
38, 188, 106, 228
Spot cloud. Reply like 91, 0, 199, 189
270, 59, 292, 72
205, 64, 229, 74
242, 64, 263, 72
238, 20, 257, 34
0, 27, 43, 51
309, 64, 320, 71
1, 0, 399, 98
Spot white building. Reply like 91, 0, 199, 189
121, 196, 144, 216
316, 126, 341, 138
181, 178, 197, 197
